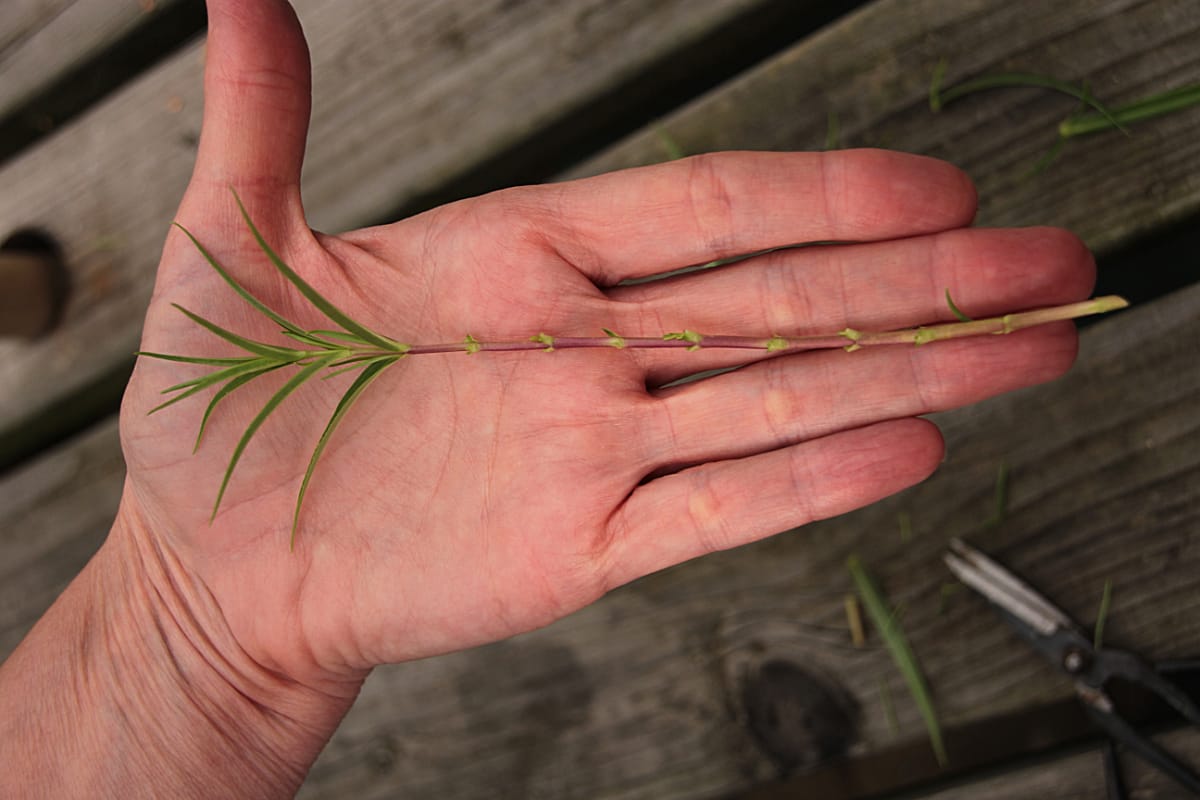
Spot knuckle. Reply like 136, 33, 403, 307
686, 471, 737, 554
683, 153, 739, 254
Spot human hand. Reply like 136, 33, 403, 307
120, 0, 1093, 703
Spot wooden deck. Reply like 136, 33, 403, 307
2, 1, 1198, 797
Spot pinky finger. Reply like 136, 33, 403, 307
599, 419, 944, 589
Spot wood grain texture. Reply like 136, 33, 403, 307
0, 0, 791, 462
0, 0, 183, 120
913, 730, 1200, 799
2, 243, 1197, 799
4, 0, 1200, 796
0, 419, 119, 659
566, 0, 1200, 254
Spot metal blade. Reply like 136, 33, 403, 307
944, 538, 1078, 637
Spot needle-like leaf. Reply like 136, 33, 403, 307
149, 359, 278, 414
932, 69, 1126, 134
211, 355, 336, 521
173, 222, 312, 339
172, 304, 306, 360
194, 363, 289, 452
292, 356, 399, 547
848, 555, 948, 767
137, 351, 259, 367
232, 191, 405, 353
944, 289, 973, 322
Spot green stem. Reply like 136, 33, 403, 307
1059, 83, 1200, 137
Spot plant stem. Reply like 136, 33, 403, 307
399, 296, 1128, 356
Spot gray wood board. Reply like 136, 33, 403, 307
0, 0, 793, 462
0, 0, 186, 119
565, 0, 1200, 255
912, 729, 1200, 800
0, 0, 201, 164
5, 280, 1193, 798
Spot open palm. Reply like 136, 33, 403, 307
118, 0, 1093, 692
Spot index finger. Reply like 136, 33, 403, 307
532, 149, 977, 285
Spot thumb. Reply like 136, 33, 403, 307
187, 0, 311, 220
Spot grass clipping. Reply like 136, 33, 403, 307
847, 555, 948, 767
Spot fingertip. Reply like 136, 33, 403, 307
825, 149, 978, 237
195, 0, 311, 195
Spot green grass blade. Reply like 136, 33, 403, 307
193, 363, 288, 452
211, 355, 335, 521
654, 127, 687, 160
231, 191, 405, 353
173, 304, 307, 360
988, 462, 1010, 526
1060, 83, 1200, 137
847, 555, 948, 767
933, 69, 1125, 134
291, 356, 399, 547
173, 222, 311, 339
1093, 579, 1114, 650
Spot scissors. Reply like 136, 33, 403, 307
944, 538, 1200, 797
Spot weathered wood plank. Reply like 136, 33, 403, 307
566, 0, 1200, 256
0, 0, 202, 164
3, 254, 1197, 798
0, 419, 119, 659
0, 0, 813, 468
913, 730, 1200, 799
0, 0, 181, 117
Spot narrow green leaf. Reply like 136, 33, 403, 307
150, 382, 219, 414
193, 363, 288, 452
944, 289, 973, 322
879, 677, 900, 737
280, 329, 344, 348
231, 191, 404, 352
211, 355, 336, 521
1094, 579, 1114, 650
1060, 82, 1200, 137
929, 58, 949, 112
137, 351, 258, 367
173, 222, 312, 339
934, 69, 1126, 135
173, 303, 308, 360
292, 357, 398, 547
150, 360, 277, 414
825, 109, 841, 150
988, 462, 1010, 526
308, 329, 377, 346
323, 355, 386, 379
654, 127, 687, 161
160, 358, 277, 394
847, 555, 948, 767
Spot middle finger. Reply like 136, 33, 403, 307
605, 226, 1094, 386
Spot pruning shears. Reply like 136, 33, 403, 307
944, 538, 1200, 798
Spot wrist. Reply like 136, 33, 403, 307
1, 487, 362, 798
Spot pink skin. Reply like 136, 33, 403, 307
123, 0, 1094, 685
12, 0, 1091, 791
